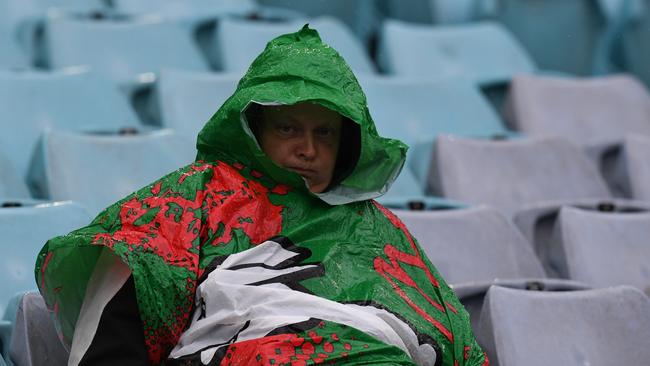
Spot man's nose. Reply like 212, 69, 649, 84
296, 134, 317, 160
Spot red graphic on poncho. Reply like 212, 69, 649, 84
91, 161, 287, 364
219, 330, 358, 365
372, 201, 454, 342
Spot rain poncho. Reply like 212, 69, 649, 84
35, 26, 488, 365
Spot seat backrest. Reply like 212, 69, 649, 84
0, 68, 140, 180
395, 206, 546, 285
623, 134, 650, 200
431, 136, 612, 218
357, 76, 508, 146
507, 74, 650, 147
493, 0, 611, 75
0, 201, 91, 315
45, 15, 209, 83
554, 206, 650, 292
216, 16, 375, 74
478, 285, 650, 366
157, 69, 239, 142
30, 128, 195, 216
109, 0, 256, 17
378, 19, 535, 84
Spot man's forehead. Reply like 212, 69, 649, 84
262, 102, 342, 125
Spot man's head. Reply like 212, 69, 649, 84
252, 102, 344, 193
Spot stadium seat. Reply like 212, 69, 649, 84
396, 206, 546, 285
9, 292, 67, 366
477, 285, 650, 366
513, 199, 650, 278
44, 14, 210, 84
429, 135, 612, 218
377, 167, 466, 210
255, 0, 378, 41
504, 74, 650, 152
429, 0, 499, 24
549, 206, 650, 292
358, 76, 510, 146
393, 206, 584, 334
0, 67, 140, 181
107, 0, 256, 18
378, 19, 536, 85
617, 0, 650, 87
156, 69, 239, 142
215, 17, 376, 74
0, 153, 30, 200
0, 200, 91, 316
492, 0, 620, 76
29, 128, 196, 216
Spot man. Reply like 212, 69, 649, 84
36, 26, 488, 365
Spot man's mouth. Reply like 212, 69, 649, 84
287, 166, 316, 177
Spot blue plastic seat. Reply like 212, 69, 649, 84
215, 16, 376, 74
29, 128, 196, 216
358, 76, 509, 146
617, 0, 650, 87
256, 0, 378, 41
0, 200, 91, 316
0, 152, 29, 200
0, 67, 140, 181
44, 14, 210, 84
378, 19, 536, 85
492, 0, 621, 76
107, 0, 256, 17
157, 69, 239, 142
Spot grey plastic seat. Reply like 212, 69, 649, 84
0, 200, 91, 316
0, 67, 140, 181
477, 285, 650, 366
505, 74, 650, 152
394, 206, 588, 337
396, 206, 546, 285
157, 69, 239, 142
216, 16, 376, 74
550, 206, 650, 293
378, 19, 536, 85
357, 76, 509, 147
430, 135, 613, 218
9, 292, 67, 366
29, 128, 195, 216
45, 14, 210, 84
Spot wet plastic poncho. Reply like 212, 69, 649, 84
35, 26, 488, 365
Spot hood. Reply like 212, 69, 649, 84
196, 25, 407, 205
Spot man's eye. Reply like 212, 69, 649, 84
316, 127, 335, 137
277, 125, 294, 134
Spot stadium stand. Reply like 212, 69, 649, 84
44, 13, 210, 84
215, 16, 376, 74
0, 67, 140, 182
477, 285, 650, 366
9, 292, 67, 366
549, 206, 650, 292
157, 69, 239, 142
107, 0, 257, 17
492, 0, 622, 76
28, 128, 195, 216
378, 19, 536, 85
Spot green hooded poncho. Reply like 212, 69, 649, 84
35, 26, 488, 365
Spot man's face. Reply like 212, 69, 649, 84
257, 102, 342, 193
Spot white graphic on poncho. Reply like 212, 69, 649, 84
169, 237, 437, 365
